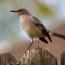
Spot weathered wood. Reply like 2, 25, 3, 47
61, 51, 65, 65
0, 53, 20, 65
20, 48, 58, 65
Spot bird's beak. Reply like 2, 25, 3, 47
10, 10, 17, 13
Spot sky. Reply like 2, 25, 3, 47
0, 0, 65, 53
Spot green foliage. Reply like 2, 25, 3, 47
33, 0, 54, 16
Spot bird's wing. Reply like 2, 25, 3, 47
32, 16, 52, 41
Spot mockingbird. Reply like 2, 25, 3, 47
10, 8, 65, 49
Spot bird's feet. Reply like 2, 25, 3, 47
25, 39, 33, 53
35, 39, 40, 50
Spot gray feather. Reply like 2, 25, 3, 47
50, 32, 65, 40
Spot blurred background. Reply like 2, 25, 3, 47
0, 0, 65, 64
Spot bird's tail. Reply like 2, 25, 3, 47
49, 31, 65, 40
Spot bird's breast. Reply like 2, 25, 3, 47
20, 15, 32, 30
20, 15, 43, 38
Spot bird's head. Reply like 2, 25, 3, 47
10, 8, 31, 15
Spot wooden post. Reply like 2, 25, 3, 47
20, 48, 58, 65
0, 53, 20, 65
61, 51, 65, 65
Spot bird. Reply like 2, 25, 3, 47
10, 8, 65, 49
